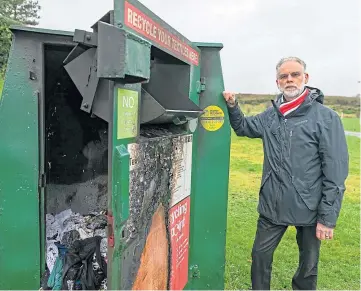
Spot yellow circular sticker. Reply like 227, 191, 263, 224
200, 105, 225, 131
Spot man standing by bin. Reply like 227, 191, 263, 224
223, 56, 349, 290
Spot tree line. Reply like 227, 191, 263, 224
0, 0, 41, 76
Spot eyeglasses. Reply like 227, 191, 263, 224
277, 72, 303, 80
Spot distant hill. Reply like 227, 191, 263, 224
236, 93, 360, 118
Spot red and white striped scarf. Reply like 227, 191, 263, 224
280, 88, 309, 116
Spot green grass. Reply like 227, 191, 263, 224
342, 117, 360, 132
0, 78, 3, 95
225, 133, 360, 290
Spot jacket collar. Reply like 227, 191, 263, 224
272, 86, 324, 118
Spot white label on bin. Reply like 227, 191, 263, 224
170, 134, 193, 207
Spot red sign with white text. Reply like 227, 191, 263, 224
124, 1, 199, 66
169, 196, 191, 290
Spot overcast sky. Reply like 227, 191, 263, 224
37, 0, 360, 97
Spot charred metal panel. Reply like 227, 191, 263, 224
117, 127, 193, 290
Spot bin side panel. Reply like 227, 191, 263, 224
0, 30, 74, 289
186, 44, 231, 290
0, 33, 41, 289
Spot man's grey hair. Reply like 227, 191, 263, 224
276, 57, 307, 73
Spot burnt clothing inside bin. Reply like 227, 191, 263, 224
45, 209, 108, 290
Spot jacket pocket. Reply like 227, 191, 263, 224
271, 124, 280, 138
260, 170, 272, 190
269, 119, 281, 142
291, 176, 321, 211
258, 170, 274, 218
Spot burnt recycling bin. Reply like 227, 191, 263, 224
0, 0, 231, 289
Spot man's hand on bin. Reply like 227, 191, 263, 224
223, 91, 237, 107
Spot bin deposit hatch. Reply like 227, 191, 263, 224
0, 0, 231, 290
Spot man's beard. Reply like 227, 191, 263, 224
279, 83, 305, 99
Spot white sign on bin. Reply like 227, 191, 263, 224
170, 134, 193, 207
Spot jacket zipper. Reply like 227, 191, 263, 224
276, 118, 287, 220
272, 99, 286, 221
289, 130, 293, 156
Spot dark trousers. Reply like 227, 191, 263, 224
251, 215, 321, 290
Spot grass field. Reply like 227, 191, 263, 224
224, 132, 360, 290
342, 117, 361, 132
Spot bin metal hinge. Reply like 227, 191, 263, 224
197, 77, 206, 94
190, 264, 200, 278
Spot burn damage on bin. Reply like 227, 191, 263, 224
37, 18, 201, 289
